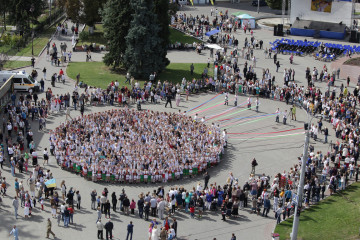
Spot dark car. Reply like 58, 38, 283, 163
252, 0, 267, 6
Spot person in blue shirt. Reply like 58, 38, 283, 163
126, 221, 133, 240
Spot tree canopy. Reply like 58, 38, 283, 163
101, 0, 133, 68
102, 0, 170, 78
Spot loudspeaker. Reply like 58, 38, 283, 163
277, 24, 284, 36
350, 30, 357, 43
274, 26, 278, 36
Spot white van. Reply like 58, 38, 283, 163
0, 70, 40, 92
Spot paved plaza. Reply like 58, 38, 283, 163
0, 3, 359, 240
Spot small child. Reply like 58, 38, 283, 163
97, 196, 101, 208
190, 205, 195, 218
57, 213, 61, 226
97, 206, 102, 222
40, 197, 44, 211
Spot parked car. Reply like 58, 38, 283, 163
252, 0, 267, 7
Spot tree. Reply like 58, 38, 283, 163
0, 0, 8, 31
123, 0, 167, 79
265, 0, 288, 10
154, 0, 170, 67
101, 0, 133, 68
65, 0, 81, 23
7, 0, 45, 31
81, 0, 106, 27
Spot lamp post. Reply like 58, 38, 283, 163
257, 0, 260, 13
290, 113, 314, 240
30, 4, 34, 57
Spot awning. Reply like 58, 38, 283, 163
205, 29, 220, 36
236, 14, 255, 19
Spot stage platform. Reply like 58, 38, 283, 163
290, 20, 346, 40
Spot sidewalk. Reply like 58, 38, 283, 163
8, 56, 34, 61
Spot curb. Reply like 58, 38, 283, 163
37, 15, 67, 58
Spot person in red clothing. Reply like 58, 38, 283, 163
68, 205, 74, 224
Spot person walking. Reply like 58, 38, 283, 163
104, 219, 114, 240
12, 196, 19, 219
9, 225, 19, 240
97, 219, 104, 239
46, 218, 56, 238
126, 221, 134, 240
190, 63, 194, 75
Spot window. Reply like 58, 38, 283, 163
13, 78, 22, 84
24, 78, 32, 84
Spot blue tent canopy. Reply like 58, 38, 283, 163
205, 29, 220, 36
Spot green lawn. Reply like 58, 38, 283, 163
355, 12, 360, 15
81, 24, 107, 46
2, 60, 31, 70
169, 28, 201, 44
67, 62, 212, 89
275, 182, 360, 240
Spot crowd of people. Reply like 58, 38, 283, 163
50, 108, 226, 184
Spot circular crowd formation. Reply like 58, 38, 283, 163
50, 108, 225, 183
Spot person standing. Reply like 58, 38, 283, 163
251, 158, 258, 175
126, 221, 134, 240
9, 225, 19, 240
275, 108, 280, 123
12, 196, 19, 219
283, 110, 288, 125
172, 218, 178, 237
157, 198, 165, 220
165, 93, 172, 108
46, 218, 56, 238
291, 105, 296, 121
97, 219, 104, 240
204, 172, 210, 189
190, 63, 194, 75
104, 219, 114, 240
91, 190, 97, 210
31, 57, 35, 68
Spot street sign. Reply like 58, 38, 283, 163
292, 193, 299, 205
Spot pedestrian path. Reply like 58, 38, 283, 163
8, 56, 35, 61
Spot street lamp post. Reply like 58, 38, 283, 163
257, 0, 260, 13
30, 5, 34, 57
290, 113, 314, 240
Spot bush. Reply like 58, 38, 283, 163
79, 31, 89, 42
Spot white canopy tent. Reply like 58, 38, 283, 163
236, 14, 256, 29
205, 44, 223, 50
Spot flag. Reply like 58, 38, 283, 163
210, 0, 214, 5
190, 0, 194, 6
45, 178, 56, 188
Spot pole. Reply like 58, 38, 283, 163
49, 0, 52, 25
31, 27, 34, 56
290, 124, 310, 240
257, 0, 260, 13
282, 0, 286, 25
